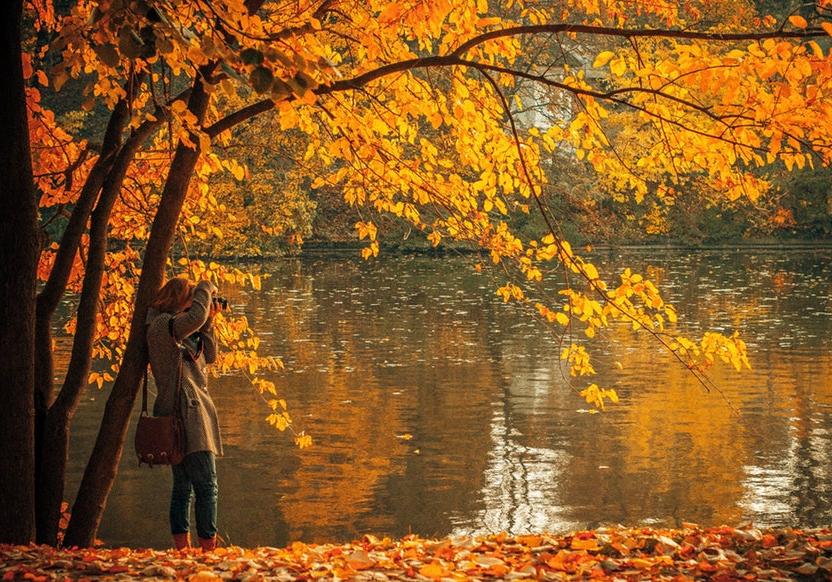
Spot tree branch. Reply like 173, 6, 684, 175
205, 20, 828, 138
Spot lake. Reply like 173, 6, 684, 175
64, 248, 832, 548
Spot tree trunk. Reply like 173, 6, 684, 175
35, 97, 130, 412
0, 0, 38, 544
36, 120, 158, 545
34, 105, 128, 544
63, 77, 211, 548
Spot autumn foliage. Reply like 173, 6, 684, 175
5, 525, 832, 580
5, 0, 832, 547
30, 0, 832, 414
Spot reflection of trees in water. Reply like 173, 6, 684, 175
457, 295, 583, 536
743, 352, 832, 526
230, 256, 505, 542
188, 252, 832, 541
64, 251, 832, 546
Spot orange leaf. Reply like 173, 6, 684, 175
419, 563, 448, 578
346, 549, 375, 570
788, 15, 807, 28
571, 537, 599, 551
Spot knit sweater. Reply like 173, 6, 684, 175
146, 281, 223, 456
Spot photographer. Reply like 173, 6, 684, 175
145, 277, 224, 551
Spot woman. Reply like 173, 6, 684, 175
146, 277, 223, 551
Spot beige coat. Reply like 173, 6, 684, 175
146, 281, 223, 456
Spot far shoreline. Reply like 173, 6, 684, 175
179, 238, 832, 264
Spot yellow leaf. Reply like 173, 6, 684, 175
571, 537, 599, 551
555, 312, 569, 326
584, 263, 599, 280
189, 572, 221, 582
295, 433, 312, 448
592, 51, 615, 68
610, 57, 627, 76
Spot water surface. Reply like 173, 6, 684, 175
64, 248, 832, 548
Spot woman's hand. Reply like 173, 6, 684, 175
200, 279, 218, 296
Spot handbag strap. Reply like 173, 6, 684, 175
168, 315, 185, 420
141, 362, 149, 416
141, 315, 186, 418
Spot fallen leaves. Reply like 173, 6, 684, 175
3, 525, 832, 580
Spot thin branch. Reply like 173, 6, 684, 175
207, 18, 826, 138
476, 66, 735, 407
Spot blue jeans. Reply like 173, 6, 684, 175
170, 451, 217, 539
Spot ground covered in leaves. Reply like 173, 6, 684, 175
3, 525, 832, 580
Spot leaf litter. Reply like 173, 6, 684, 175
3, 525, 832, 580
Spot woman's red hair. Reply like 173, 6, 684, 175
151, 277, 194, 314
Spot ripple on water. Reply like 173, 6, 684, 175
62, 250, 832, 547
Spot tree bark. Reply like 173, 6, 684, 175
35, 97, 130, 411
64, 76, 211, 548
36, 119, 159, 545
0, 0, 38, 544
34, 98, 132, 544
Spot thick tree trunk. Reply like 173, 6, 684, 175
36, 121, 158, 545
64, 78, 211, 548
0, 0, 38, 544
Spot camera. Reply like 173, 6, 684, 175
212, 296, 230, 311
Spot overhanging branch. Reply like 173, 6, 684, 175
205, 20, 829, 138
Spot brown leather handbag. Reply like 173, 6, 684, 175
135, 335, 186, 467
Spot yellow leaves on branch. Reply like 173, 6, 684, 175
561, 344, 596, 377
592, 51, 616, 68
535, 303, 570, 327
88, 371, 114, 390
361, 241, 380, 260
493, 239, 750, 410
33, 0, 790, 421
496, 283, 525, 303
355, 221, 378, 242
294, 432, 313, 449
698, 331, 751, 372
580, 384, 619, 411
355, 221, 380, 259
175, 258, 264, 291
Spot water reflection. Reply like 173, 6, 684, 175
63, 249, 832, 548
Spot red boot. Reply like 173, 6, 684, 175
198, 536, 217, 552
172, 532, 191, 550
